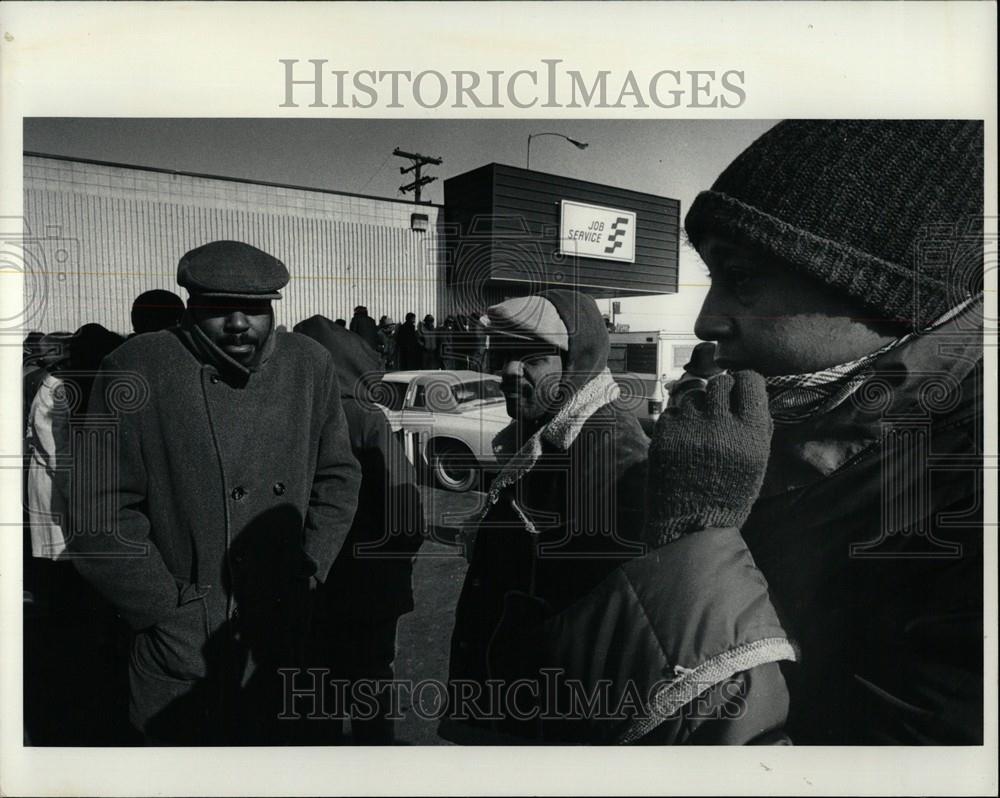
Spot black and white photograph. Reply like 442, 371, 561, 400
1, 2, 996, 796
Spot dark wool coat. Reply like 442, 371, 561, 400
69, 320, 361, 743
741, 298, 985, 744
293, 316, 425, 622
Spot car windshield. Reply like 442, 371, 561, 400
452, 380, 504, 406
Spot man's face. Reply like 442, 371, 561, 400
189, 295, 273, 366
498, 340, 565, 422
693, 236, 902, 376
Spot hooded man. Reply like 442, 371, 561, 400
682, 119, 985, 743
293, 315, 425, 743
68, 240, 362, 744
440, 290, 796, 744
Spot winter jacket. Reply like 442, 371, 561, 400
68, 316, 361, 742
442, 288, 796, 744
293, 315, 425, 622
441, 372, 795, 744
395, 321, 421, 371
742, 297, 984, 744
418, 323, 441, 369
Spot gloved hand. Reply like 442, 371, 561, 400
644, 370, 773, 546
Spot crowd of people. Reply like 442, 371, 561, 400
20, 120, 984, 748
345, 306, 490, 372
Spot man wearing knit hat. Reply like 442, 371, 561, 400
69, 240, 361, 744
441, 290, 798, 744
672, 120, 985, 743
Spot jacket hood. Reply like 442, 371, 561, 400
293, 314, 383, 398
537, 289, 609, 392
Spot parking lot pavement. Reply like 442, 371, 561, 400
389, 486, 481, 745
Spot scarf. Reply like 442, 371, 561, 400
179, 310, 277, 384
765, 294, 980, 424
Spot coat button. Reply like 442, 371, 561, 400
231, 486, 246, 501
273, 482, 286, 496
210, 375, 220, 384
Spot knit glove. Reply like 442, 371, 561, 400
644, 371, 773, 546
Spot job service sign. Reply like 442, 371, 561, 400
559, 200, 637, 264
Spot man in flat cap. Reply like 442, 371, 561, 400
69, 240, 361, 744
440, 289, 797, 745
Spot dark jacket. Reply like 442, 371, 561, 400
293, 315, 424, 622
349, 310, 379, 352
742, 297, 984, 744
69, 318, 361, 741
442, 289, 796, 744
395, 320, 420, 370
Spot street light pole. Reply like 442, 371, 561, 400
526, 132, 589, 169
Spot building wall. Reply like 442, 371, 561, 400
444, 163, 679, 304
23, 155, 445, 335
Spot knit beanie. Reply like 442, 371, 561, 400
684, 120, 984, 329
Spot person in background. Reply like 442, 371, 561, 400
25, 334, 74, 564
349, 305, 379, 351
438, 315, 461, 370
377, 315, 398, 370
131, 289, 185, 336
294, 316, 425, 744
683, 119, 984, 744
417, 314, 440, 369
24, 325, 128, 746
335, 318, 347, 327
665, 341, 723, 409
395, 312, 421, 370
68, 240, 361, 745
467, 313, 487, 373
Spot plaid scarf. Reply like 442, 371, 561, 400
765, 295, 978, 424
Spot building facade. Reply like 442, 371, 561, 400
22, 154, 679, 336
23, 154, 446, 334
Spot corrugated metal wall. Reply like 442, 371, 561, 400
23, 156, 445, 335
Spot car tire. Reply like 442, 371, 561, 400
428, 440, 479, 493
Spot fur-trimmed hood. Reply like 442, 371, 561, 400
482, 368, 622, 523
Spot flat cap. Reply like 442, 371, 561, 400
483, 295, 569, 351
177, 240, 289, 299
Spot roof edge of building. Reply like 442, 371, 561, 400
23, 151, 444, 209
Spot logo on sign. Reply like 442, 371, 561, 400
604, 217, 630, 255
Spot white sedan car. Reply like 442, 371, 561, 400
371, 370, 511, 492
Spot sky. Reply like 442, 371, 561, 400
23, 118, 777, 331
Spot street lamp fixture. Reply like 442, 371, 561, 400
526, 132, 589, 170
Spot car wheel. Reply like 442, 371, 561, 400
429, 440, 478, 492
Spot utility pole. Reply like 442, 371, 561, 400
394, 147, 443, 204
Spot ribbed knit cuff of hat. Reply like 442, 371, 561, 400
644, 510, 751, 548
685, 190, 954, 329
643, 491, 760, 548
